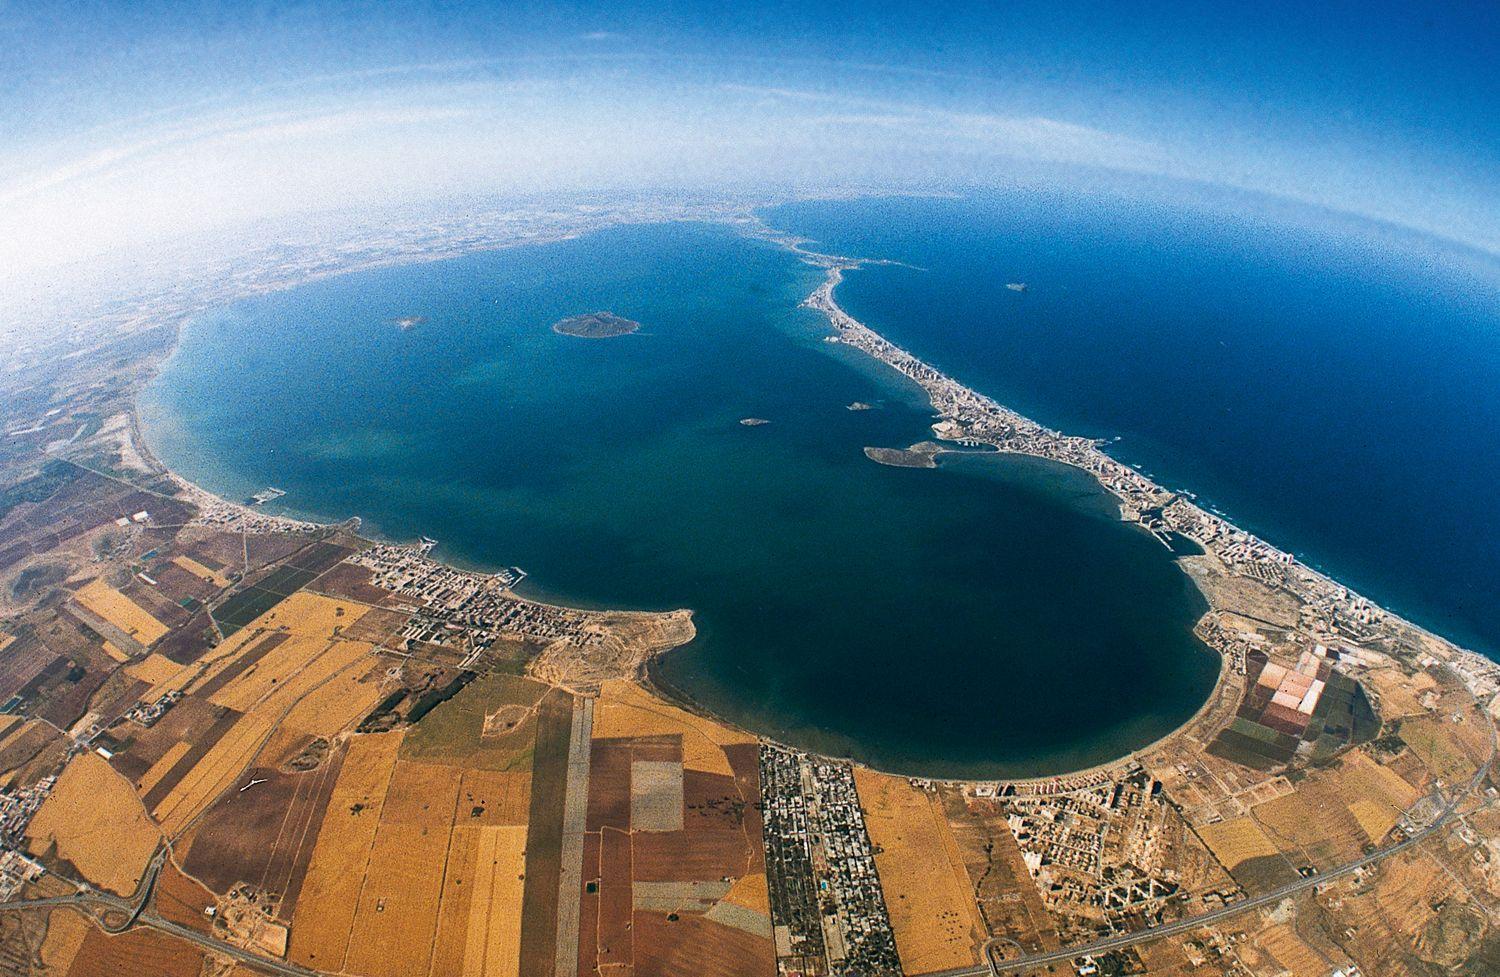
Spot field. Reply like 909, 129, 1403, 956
141, 594, 383, 839
150, 712, 274, 836
172, 555, 232, 588
25, 751, 161, 895
211, 545, 354, 636
574, 682, 774, 977
38, 909, 91, 974
289, 731, 404, 972
74, 577, 170, 647
1252, 776, 1372, 870
1195, 816, 1281, 870
402, 671, 551, 772
460, 825, 528, 977
123, 652, 185, 689
1398, 714, 1486, 787
64, 924, 205, 977
853, 768, 982, 975
179, 746, 347, 915
289, 676, 543, 977
936, 789, 1061, 956
591, 679, 756, 776
1331, 750, 1422, 843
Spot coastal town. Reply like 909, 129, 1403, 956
0, 209, 1494, 977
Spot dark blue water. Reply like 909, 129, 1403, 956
142, 221, 1217, 778
763, 192, 1500, 659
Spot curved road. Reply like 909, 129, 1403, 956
945, 730, 1496, 976
0, 845, 317, 977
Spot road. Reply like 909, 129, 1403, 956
938, 730, 1496, 976
0, 845, 317, 977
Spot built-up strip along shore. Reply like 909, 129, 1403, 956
113, 208, 1500, 789
753, 219, 1500, 783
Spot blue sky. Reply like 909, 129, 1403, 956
2, 1, 1497, 277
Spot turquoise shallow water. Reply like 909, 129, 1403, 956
142, 221, 1217, 779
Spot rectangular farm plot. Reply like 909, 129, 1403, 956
852, 768, 983, 976
151, 713, 275, 836
74, 578, 169, 646
135, 740, 193, 796
173, 555, 233, 588
576, 689, 776, 977
288, 731, 403, 972
631, 760, 685, 832
212, 571, 362, 637
1195, 816, 1282, 870
460, 825, 528, 977
592, 680, 755, 776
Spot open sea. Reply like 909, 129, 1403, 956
764, 193, 1500, 662
142, 218, 1219, 779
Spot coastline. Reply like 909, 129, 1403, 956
119, 209, 1500, 787
752, 217, 1500, 752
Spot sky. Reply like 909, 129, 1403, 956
1, 0, 1497, 287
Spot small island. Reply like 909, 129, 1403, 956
846, 401, 874, 411
553, 311, 641, 338
863, 441, 943, 468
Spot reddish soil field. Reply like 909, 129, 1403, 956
631, 912, 776, 977
588, 740, 633, 832
309, 563, 392, 605
153, 862, 217, 933
577, 830, 602, 977
182, 749, 345, 918
597, 827, 634, 969
66, 925, 203, 977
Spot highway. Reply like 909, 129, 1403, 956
0, 844, 318, 977
938, 729, 1496, 977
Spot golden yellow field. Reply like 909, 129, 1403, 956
152, 714, 274, 836
430, 824, 482, 977
1252, 782, 1369, 867
1335, 751, 1421, 842
0, 633, 13, 654
853, 768, 982, 975
1255, 923, 1333, 977
290, 731, 404, 972
457, 768, 531, 826
256, 591, 369, 637
592, 679, 754, 775
182, 628, 271, 694
135, 741, 192, 795
722, 872, 771, 914
1195, 816, 1281, 869
172, 555, 232, 587
75, 578, 169, 645
209, 636, 370, 713
460, 825, 528, 977
125, 653, 187, 689
99, 640, 130, 663
278, 658, 384, 740
39, 908, 91, 974
343, 761, 463, 977
26, 751, 161, 895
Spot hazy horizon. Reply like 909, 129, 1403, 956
4, 1, 1497, 306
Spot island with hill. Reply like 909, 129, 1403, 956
1, 207, 1497, 977
552, 310, 641, 338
